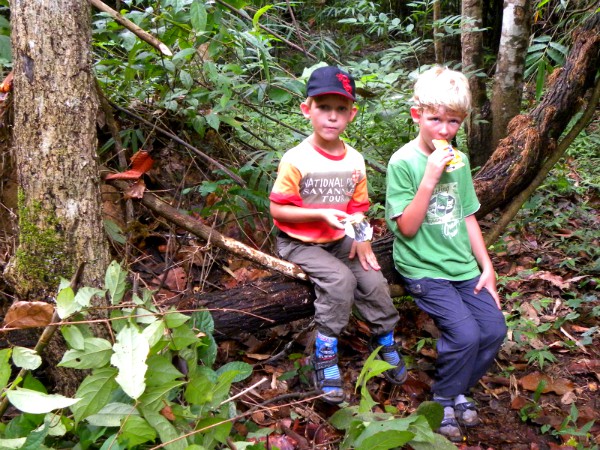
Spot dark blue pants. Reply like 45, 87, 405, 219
402, 276, 507, 398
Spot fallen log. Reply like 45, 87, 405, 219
164, 234, 405, 337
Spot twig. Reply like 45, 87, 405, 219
219, 376, 268, 407
109, 102, 247, 187
106, 178, 308, 281
88, 0, 172, 56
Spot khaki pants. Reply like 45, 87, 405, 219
276, 234, 399, 337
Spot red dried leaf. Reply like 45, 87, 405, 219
3, 301, 54, 329
105, 151, 154, 180
0, 71, 13, 93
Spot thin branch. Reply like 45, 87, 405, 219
109, 102, 247, 187
107, 178, 308, 281
88, 0, 172, 56
484, 78, 600, 246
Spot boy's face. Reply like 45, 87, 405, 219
301, 94, 357, 147
411, 106, 465, 154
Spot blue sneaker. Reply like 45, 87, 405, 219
312, 333, 345, 404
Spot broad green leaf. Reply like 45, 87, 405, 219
104, 219, 127, 244
180, 69, 193, 89
0, 35, 11, 62
414, 401, 444, 430
139, 380, 185, 411
211, 368, 239, 405
142, 408, 188, 450
354, 419, 415, 450
216, 361, 252, 383
105, 260, 128, 304
12, 347, 42, 370
36, 413, 67, 437
169, 323, 199, 350
329, 405, 360, 430
164, 311, 190, 328
184, 367, 217, 405
6, 388, 80, 414
0, 438, 26, 449
74, 286, 106, 308
205, 112, 220, 130
191, 310, 214, 334
0, 348, 12, 390
145, 355, 184, 386
61, 325, 85, 350
409, 432, 457, 450
190, 2, 207, 32
99, 434, 124, 450
71, 367, 118, 423
111, 324, 149, 399
56, 286, 77, 319
86, 402, 139, 427
58, 337, 112, 369
119, 415, 157, 447
142, 320, 166, 348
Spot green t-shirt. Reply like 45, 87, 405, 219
385, 140, 481, 280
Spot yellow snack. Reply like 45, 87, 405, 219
432, 139, 465, 172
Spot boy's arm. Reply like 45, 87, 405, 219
270, 201, 348, 230
465, 215, 501, 309
396, 150, 453, 237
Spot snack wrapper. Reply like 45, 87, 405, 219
341, 214, 373, 242
432, 139, 465, 172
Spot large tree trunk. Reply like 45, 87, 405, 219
461, 0, 493, 169
6, 0, 112, 394
475, 11, 600, 217
6, 0, 111, 297
489, 0, 532, 152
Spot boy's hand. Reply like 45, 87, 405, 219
349, 240, 381, 271
320, 209, 349, 229
424, 146, 454, 184
475, 268, 501, 309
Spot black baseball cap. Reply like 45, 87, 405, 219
306, 66, 356, 101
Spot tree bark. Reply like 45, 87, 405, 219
489, 0, 532, 152
461, 0, 493, 168
475, 11, 600, 217
6, 0, 111, 297
7, 0, 112, 394
164, 234, 404, 337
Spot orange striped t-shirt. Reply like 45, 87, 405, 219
269, 139, 369, 243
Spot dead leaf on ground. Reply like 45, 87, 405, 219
105, 150, 154, 180
519, 372, 575, 395
3, 301, 54, 329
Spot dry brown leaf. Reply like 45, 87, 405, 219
123, 179, 147, 200
3, 301, 54, 329
519, 372, 575, 395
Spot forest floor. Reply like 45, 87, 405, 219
101, 146, 599, 449
162, 173, 598, 449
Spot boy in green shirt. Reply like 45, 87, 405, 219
386, 66, 507, 441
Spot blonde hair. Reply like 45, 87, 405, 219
411, 66, 471, 116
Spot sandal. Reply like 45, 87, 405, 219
437, 406, 464, 442
455, 400, 479, 426
311, 355, 345, 404
368, 339, 408, 385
